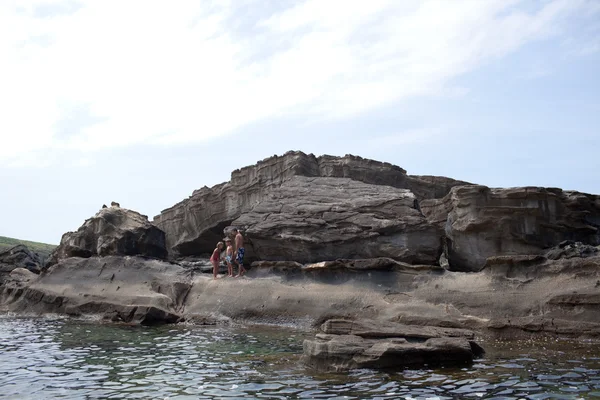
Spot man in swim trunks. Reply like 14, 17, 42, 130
233, 228, 247, 277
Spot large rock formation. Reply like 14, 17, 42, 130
232, 176, 441, 264
2, 151, 600, 343
421, 186, 600, 271
48, 206, 168, 266
303, 319, 483, 371
154, 151, 469, 259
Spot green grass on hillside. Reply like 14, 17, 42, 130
0, 236, 57, 258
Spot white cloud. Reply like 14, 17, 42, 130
0, 0, 595, 166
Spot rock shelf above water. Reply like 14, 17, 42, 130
303, 319, 484, 371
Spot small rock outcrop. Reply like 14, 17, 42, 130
303, 319, 484, 371
0, 245, 44, 280
47, 207, 168, 266
153, 151, 470, 258
421, 186, 600, 271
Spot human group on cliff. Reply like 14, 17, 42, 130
210, 228, 247, 279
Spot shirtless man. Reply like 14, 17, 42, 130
232, 228, 247, 277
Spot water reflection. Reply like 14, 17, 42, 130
1, 316, 599, 399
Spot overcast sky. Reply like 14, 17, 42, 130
1, 0, 599, 244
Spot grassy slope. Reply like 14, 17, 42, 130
0, 236, 57, 258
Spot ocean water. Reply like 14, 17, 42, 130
1, 316, 599, 399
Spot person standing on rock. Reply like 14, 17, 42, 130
210, 241, 224, 279
224, 238, 234, 277
233, 229, 247, 277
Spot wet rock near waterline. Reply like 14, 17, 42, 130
320, 319, 475, 339
487, 316, 600, 339
0, 245, 44, 279
303, 318, 484, 371
2, 256, 190, 324
47, 206, 168, 267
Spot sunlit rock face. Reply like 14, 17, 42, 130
153, 151, 468, 261
421, 186, 600, 271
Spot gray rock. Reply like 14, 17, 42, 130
545, 240, 599, 260
303, 258, 443, 273
320, 318, 475, 339
232, 176, 442, 264
2, 256, 190, 324
154, 151, 469, 258
0, 245, 44, 278
48, 207, 168, 266
303, 318, 483, 371
421, 186, 600, 271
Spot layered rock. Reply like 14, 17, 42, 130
0, 245, 44, 280
231, 176, 441, 264
421, 186, 600, 271
153, 151, 469, 257
1, 256, 190, 324
303, 319, 483, 371
48, 206, 168, 266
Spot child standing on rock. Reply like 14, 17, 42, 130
210, 241, 224, 279
224, 238, 234, 277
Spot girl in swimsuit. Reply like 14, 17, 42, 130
210, 241, 224, 279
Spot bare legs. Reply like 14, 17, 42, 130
211, 260, 219, 279
234, 261, 246, 277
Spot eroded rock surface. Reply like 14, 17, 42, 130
421, 186, 600, 271
303, 319, 483, 371
153, 151, 469, 258
48, 206, 168, 266
0, 245, 44, 279
1, 256, 190, 324
232, 177, 441, 264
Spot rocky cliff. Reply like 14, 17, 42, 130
421, 186, 600, 271
153, 151, 469, 259
154, 151, 599, 271
231, 176, 441, 264
1, 151, 599, 346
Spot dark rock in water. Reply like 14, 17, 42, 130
154, 151, 469, 259
303, 318, 483, 371
0, 245, 44, 278
2, 256, 190, 325
421, 186, 600, 271
47, 207, 168, 266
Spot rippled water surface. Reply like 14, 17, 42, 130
1, 317, 600, 399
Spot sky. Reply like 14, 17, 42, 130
1, 0, 599, 244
